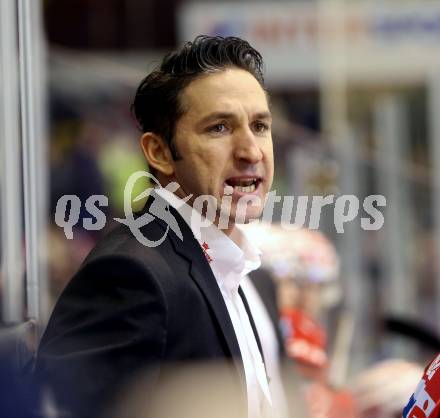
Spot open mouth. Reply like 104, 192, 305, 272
225, 177, 262, 193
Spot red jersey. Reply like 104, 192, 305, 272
403, 353, 440, 418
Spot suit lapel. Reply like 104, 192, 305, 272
238, 286, 265, 365
142, 195, 245, 382
167, 207, 243, 360
249, 269, 285, 357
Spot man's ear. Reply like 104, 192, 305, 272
140, 132, 174, 176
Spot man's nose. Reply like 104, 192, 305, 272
233, 128, 263, 164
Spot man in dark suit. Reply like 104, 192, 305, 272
35, 36, 275, 418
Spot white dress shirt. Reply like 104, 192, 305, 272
154, 188, 272, 418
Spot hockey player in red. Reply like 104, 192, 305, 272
403, 353, 440, 418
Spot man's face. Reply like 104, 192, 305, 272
170, 68, 274, 228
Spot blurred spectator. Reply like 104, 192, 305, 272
50, 119, 107, 236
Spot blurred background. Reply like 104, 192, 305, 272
2, 0, 440, 417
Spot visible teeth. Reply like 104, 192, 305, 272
234, 184, 256, 193
239, 178, 256, 187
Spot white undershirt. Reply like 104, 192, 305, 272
154, 188, 272, 418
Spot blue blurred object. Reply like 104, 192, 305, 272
0, 321, 41, 418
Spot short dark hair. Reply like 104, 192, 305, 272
131, 35, 265, 160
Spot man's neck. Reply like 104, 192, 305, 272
166, 184, 239, 239
155, 185, 240, 241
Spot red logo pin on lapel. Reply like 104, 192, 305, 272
202, 242, 213, 263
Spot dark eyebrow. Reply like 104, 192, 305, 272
197, 112, 237, 127
197, 110, 272, 127
253, 111, 272, 121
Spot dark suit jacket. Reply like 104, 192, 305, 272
35, 195, 256, 418
249, 268, 285, 357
